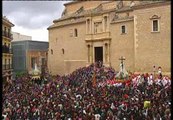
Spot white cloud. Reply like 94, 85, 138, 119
3, 1, 70, 42
12, 26, 48, 41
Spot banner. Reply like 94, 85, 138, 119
144, 101, 151, 108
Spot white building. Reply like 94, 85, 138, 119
12, 32, 32, 41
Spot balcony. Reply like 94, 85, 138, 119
2, 31, 13, 40
85, 32, 111, 41
2, 45, 12, 54
3, 64, 12, 70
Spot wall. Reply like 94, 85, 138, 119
48, 22, 87, 75
110, 19, 135, 72
12, 42, 27, 72
134, 4, 171, 72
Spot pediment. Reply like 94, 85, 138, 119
150, 15, 160, 19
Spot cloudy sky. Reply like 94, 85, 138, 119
3, 1, 70, 41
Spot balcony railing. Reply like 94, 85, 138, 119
3, 64, 12, 70
2, 46, 12, 54
2, 31, 13, 39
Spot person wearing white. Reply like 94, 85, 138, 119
95, 114, 101, 120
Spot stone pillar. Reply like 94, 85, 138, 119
107, 42, 110, 63
91, 19, 94, 34
103, 43, 106, 64
104, 41, 110, 66
87, 44, 90, 63
86, 20, 88, 34
104, 16, 108, 32
90, 44, 93, 63
89, 19, 91, 34
86, 19, 91, 34
103, 17, 105, 32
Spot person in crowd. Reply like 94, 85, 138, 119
2, 62, 171, 120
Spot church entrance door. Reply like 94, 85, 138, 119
94, 47, 103, 62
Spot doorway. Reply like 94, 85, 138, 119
94, 47, 103, 62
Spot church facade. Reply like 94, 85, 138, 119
48, 1, 170, 75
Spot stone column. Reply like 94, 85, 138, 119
103, 43, 107, 63
103, 17, 105, 32
91, 19, 94, 34
86, 20, 88, 34
87, 44, 90, 63
90, 44, 93, 63
104, 41, 110, 66
107, 42, 110, 63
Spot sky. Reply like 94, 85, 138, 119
3, 1, 70, 41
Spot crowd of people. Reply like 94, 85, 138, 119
2, 62, 171, 120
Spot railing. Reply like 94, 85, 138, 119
2, 64, 12, 70
2, 46, 12, 54
3, 65, 6, 70
2, 31, 13, 39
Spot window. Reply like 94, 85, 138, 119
152, 20, 159, 32
51, 49, 53, 55
150, 15, 160, 32
62, 48, 65, 54
31, 57, 37, 69
121, 25, 126, 34
74, 28, 78, 37
8, 28, 10, 36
